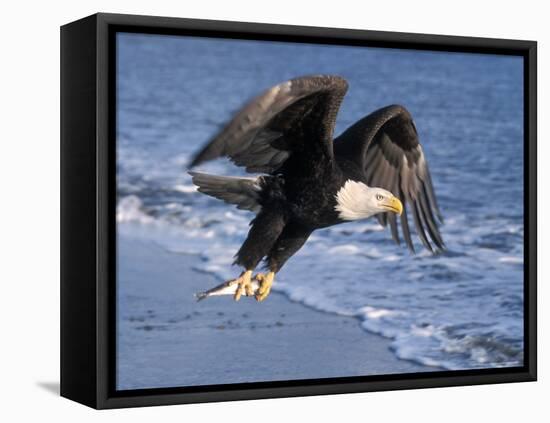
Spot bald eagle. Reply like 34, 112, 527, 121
189, 75, 444, 301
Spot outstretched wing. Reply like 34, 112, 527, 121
334, 105, 444, 253
189, 75, 348, 174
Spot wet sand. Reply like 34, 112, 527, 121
117, 235, 437, 390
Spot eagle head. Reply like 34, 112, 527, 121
335, 180, 403, 221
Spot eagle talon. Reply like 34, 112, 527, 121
229, 270, 254, 301
254, 271, 275, 302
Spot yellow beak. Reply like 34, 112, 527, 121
382, 196, 403, 216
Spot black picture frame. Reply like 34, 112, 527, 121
60, 12, 537, 409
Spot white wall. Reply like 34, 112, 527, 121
2, 1, 546, 421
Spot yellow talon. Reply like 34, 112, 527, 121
255, 271, 275, 302
229, 270, 254, 301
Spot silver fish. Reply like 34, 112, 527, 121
195, 279, 262, 301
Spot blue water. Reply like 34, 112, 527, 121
116, 33, 524, 371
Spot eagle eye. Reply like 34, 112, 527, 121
376, 194, 384, 201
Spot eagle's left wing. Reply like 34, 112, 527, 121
334, 105, 444, 253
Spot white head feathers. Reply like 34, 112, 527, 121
335, 180, 397, 221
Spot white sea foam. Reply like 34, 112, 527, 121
117, 195, 156, 224
359, 306, 403, 320
328, 244, 361, 255
498, 256, 523, 264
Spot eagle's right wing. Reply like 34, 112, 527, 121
189, 75, 348, 174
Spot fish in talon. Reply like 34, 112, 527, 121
195, 277, 262, 301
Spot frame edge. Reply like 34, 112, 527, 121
60, 14, 100, 409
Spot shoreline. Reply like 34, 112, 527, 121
117, 234, 439, 390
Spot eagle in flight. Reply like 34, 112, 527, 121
189, 75, 444, 302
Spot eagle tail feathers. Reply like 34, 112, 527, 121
188, 171, 263, 213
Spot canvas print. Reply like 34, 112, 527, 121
115, 32, 524, 390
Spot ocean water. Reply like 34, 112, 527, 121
116, 33, 524, 371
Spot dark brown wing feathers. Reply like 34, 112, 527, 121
335, 104, 444, 253
190, 75, 348, 174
